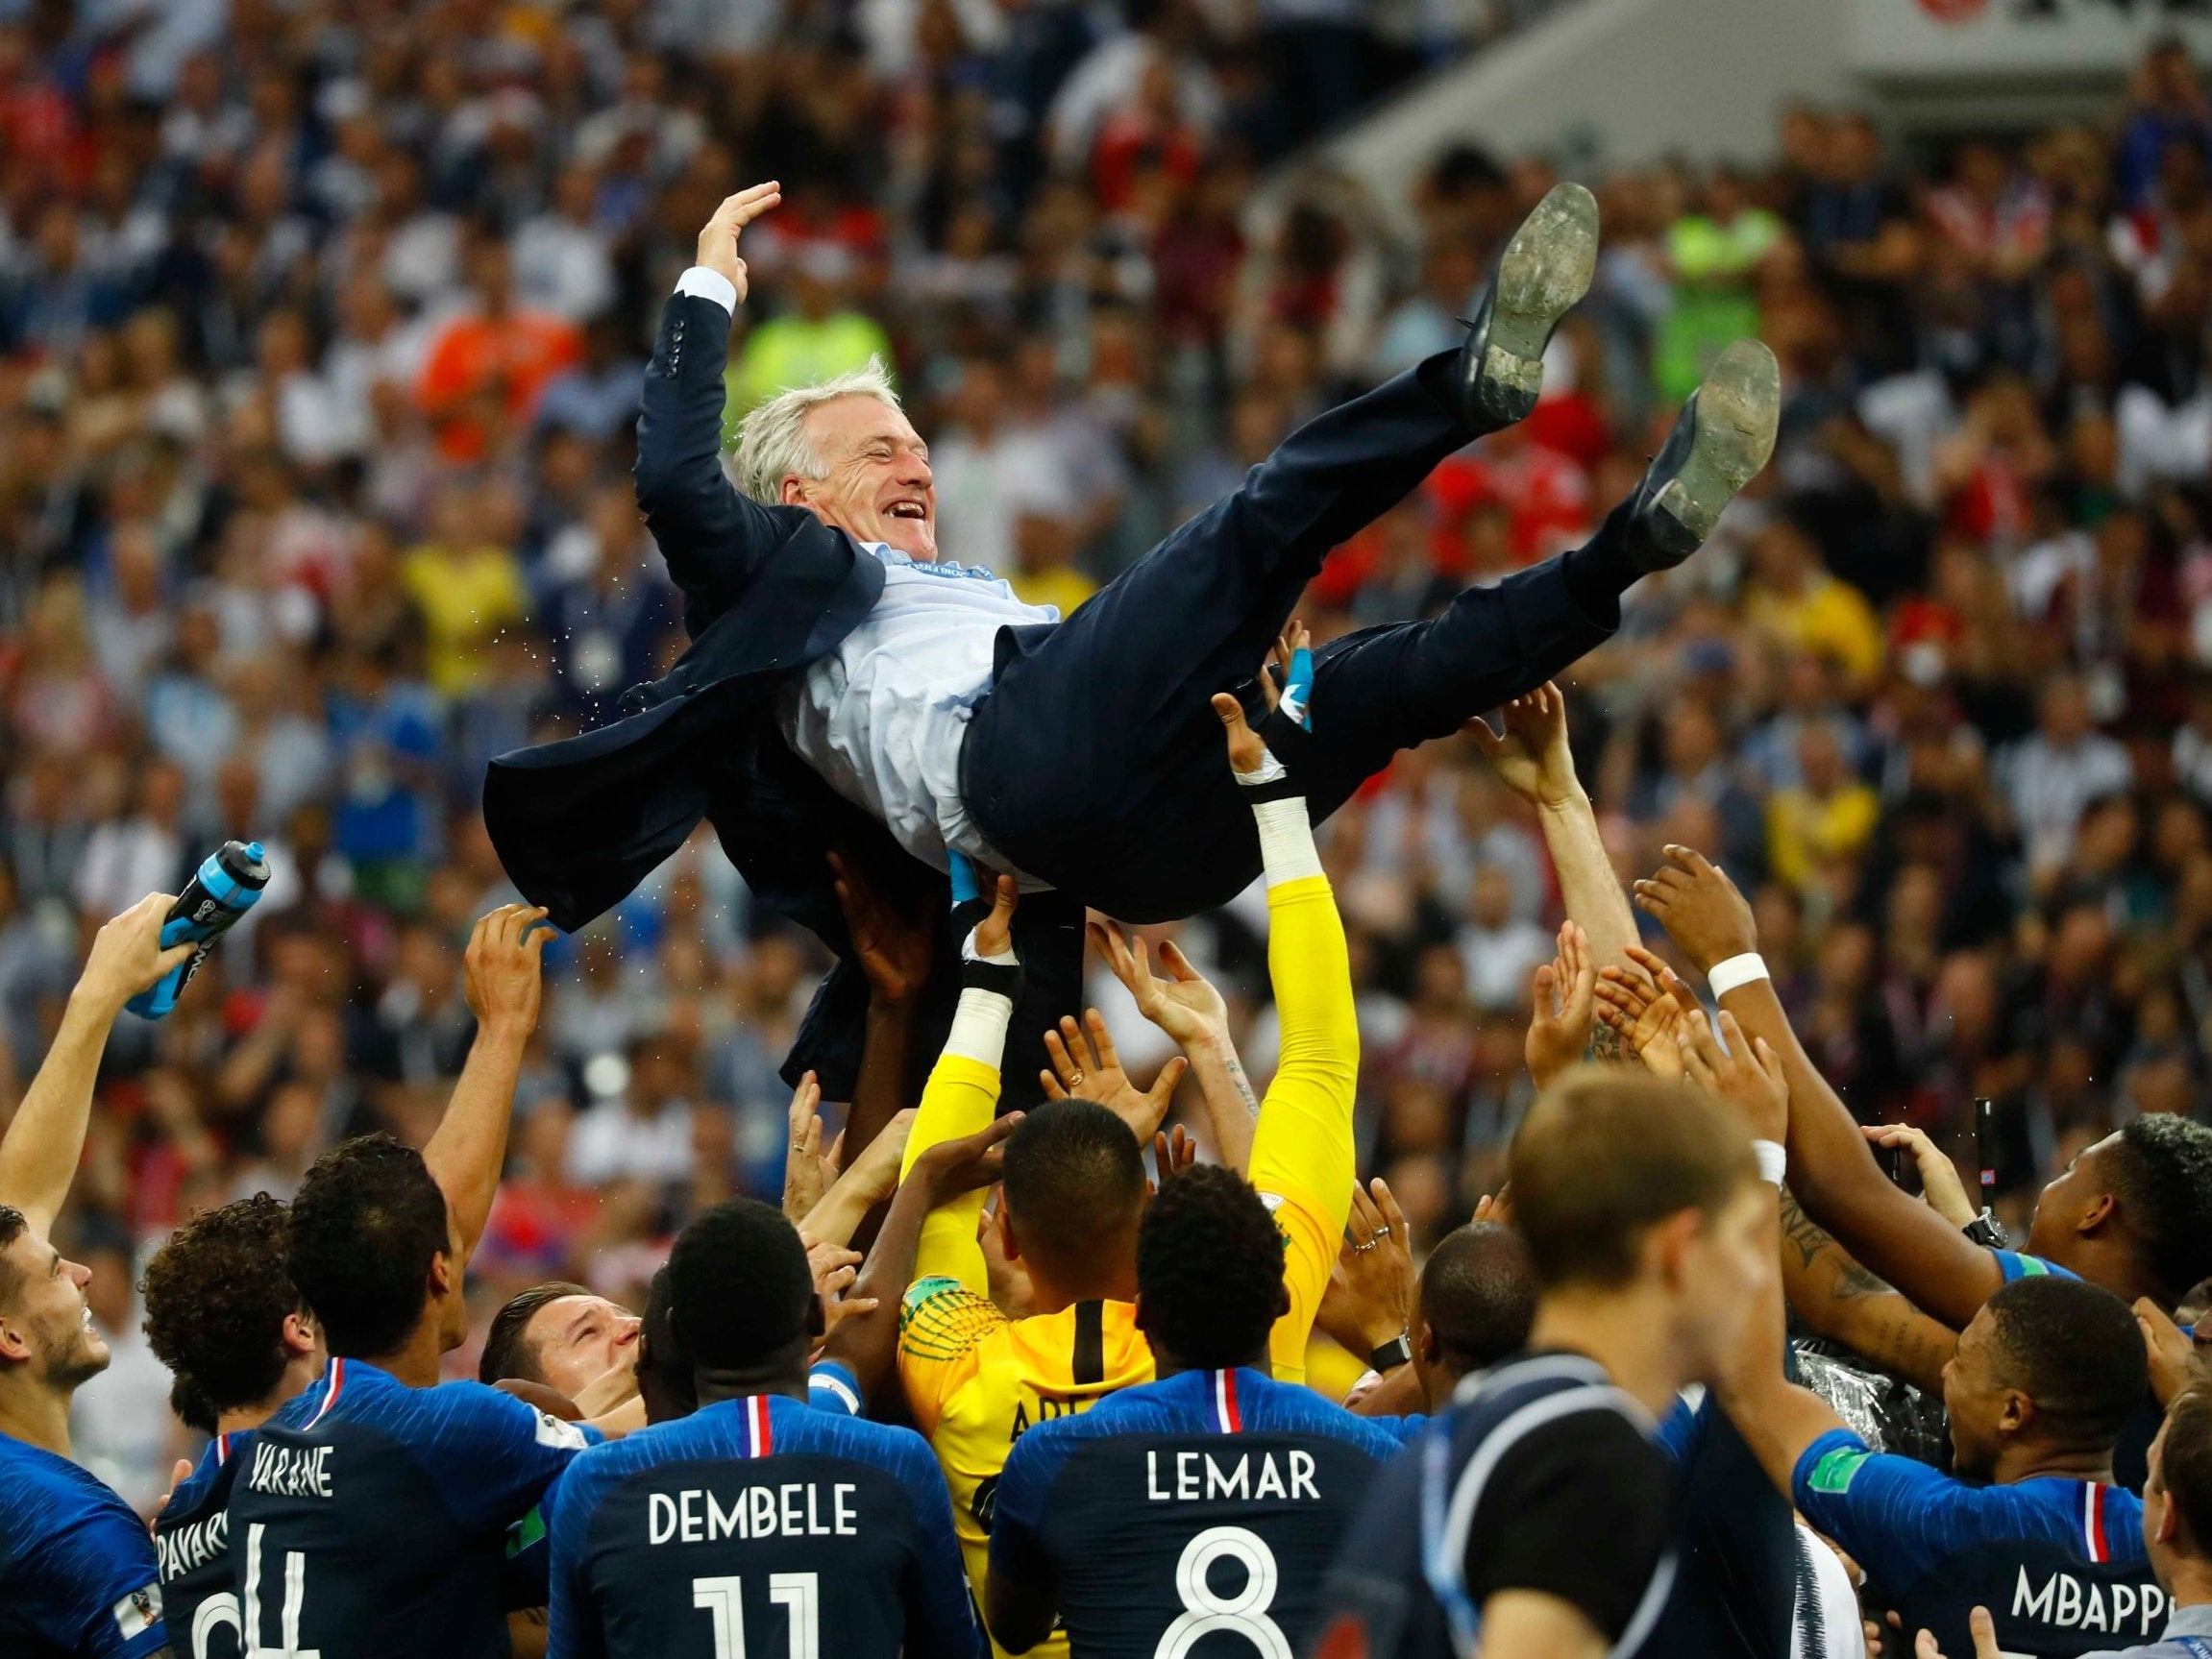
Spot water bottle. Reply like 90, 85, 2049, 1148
126, 841, 271, 1020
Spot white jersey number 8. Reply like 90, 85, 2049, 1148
1155, 1525, 1291, 1659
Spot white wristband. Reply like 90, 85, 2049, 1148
1708, 953, 1770, 998
1253, 798, 1323, 887
1753, 1139, 1787, 1186
944, 986, 1013, 1068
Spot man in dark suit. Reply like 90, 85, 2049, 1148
484, 180, 1779, 1105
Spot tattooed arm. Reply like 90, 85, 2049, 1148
1778, 1188, 1958, 1396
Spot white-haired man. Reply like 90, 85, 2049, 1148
485, 180, 1780, 1104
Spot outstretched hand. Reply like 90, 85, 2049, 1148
1633, 844, 1758, 976
695, 182, 781, 305
1524, 921, 1597, 1088
1041, 1011, 1187, 1143
1089, 921, 1228, 1050
830, 849, 934, 1008
1594, 944, 1702, 1081
462, 904, 553, 1039
1212, 621, 1312, 777
970, 873, 1020, 960
1464, 681, 1581, 809
1676, 1007, 1787, 1142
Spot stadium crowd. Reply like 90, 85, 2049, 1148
4, 0, 2212, 1654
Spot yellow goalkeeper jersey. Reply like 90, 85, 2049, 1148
897, 873, 1358, 1659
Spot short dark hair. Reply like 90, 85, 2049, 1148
1136, 1165, 1285, 1369
287, 1134, 452, 1360
2107, 1115, 2212, 1304
637, 1265, 696, 1419
141, 1194, 301, 1417
1509, 1069, 1758, 1290
0, 1204, 27, 1313
1002, 1102, 1146, 1277
1418, 1223, 1536, 1374
665, 1199, 814, 1373
2162, 1382, 2212, 1549
1987, 1276, 2150, 1448
479, 1281, 591, 1386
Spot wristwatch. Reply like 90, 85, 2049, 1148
1368, 1333, 1413, 1373
1963, 1211, 2009, 1249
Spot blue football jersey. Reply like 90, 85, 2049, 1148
0, 1428, 168, 1658
543, 1390, 978, 1659
154, 1430, 253, 1659
991, 1367, 1399, 1659
226, 1356, 600, 1659
1795, 1427, 2167, 1656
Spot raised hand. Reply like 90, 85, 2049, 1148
1632, 843, 1758, 976
462, 903, 553, 1039
1319, 1178, 1415, 1358
1040, 1011, 1188, 1143
2134, 1296, 2207, 1407
912, 1110, 1022, 1205
1089, 921, 1228, 1050
971, 872, 1020, 960
694, 182, 781, 305
1594, 944, 1701, 1081
1212, 620, 1313, 780
781, 1071, 834, 1222
1676, 1007, 1788, 1142
829, 850, 935, 1008
1860, 1123, 1976, 1229
1524, 921, 1598, 1088
76, 892, 195, 1017
1473, 1184, 1514, 1227
1464, 681, 1581, 809
1151, 1124, 1197, 1188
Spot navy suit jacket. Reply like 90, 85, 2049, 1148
482, 293, 927, 1092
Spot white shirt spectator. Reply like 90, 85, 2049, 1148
929, 424, 1074, 577
2000, 729, 2133, 872
512, 211, 617, 322
76, 816, 183, 921
1456, 915, 1554, 1012
69, 1313, 175, 1515
566, 1094, 697, 1186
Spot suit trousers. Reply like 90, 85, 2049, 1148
960, 349, 1620, 923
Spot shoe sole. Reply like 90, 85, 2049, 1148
1476, 183, 1599, 424
1650, 339, 1781, 557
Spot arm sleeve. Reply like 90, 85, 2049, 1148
1790, 1427, 2050, 1598
807, 1358, 864, 1418
899, 987, 1012, 1299
1248, 866, 1359, 1383
986, 1433, 1059, 1594
542, 1465, 606, 1659
897, 1440, 988, 1659
897, 1276, 1000, 1434
24, 1511, 167, 1659
430, 1382, 602, 1535
631, 292, 807, 622
1462, 1415, 1675, 1644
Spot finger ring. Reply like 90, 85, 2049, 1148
1351, 1239, 1378, 1254
1369, 1228, 1390, 1242
1068, 1070, 1085, 1086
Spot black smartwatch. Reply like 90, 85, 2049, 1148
1368, 1333, 1413, 1373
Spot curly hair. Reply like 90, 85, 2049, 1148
1135, 1163, 1285, 1370
2108, 1114, 2212, 1304
288, 1134, 451, 1360
141, 1193, 301, 1422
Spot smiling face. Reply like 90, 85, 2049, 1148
780, 395, 937, 562
521, 1293, 642, 1402
0, 1225, 111, 1395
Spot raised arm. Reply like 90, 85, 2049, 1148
423, 905, 550, 1263
1087, 922, 1254, 1174
1777, 1188, 1957, 1397
633, 182, 810, 622
821, 1113, 1017, 1411
829, 848, 937, 1169
0, 894, 189, 1236
1216, 625, 1361, 1384
897, 868, 1021, 1298
1634, 844, 2003, 1330
1468, 682, 1638, 977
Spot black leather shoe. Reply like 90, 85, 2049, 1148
1451, 182, 1599, 433
1624, 338, 1780, 571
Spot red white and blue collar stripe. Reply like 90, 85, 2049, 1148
306, 1358, 347, 1428
2083, 1481, 2115, 1563
1208, 1370, 1243, 1434
741, 1394, 774, 1458
213, 1432, 235, 1466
